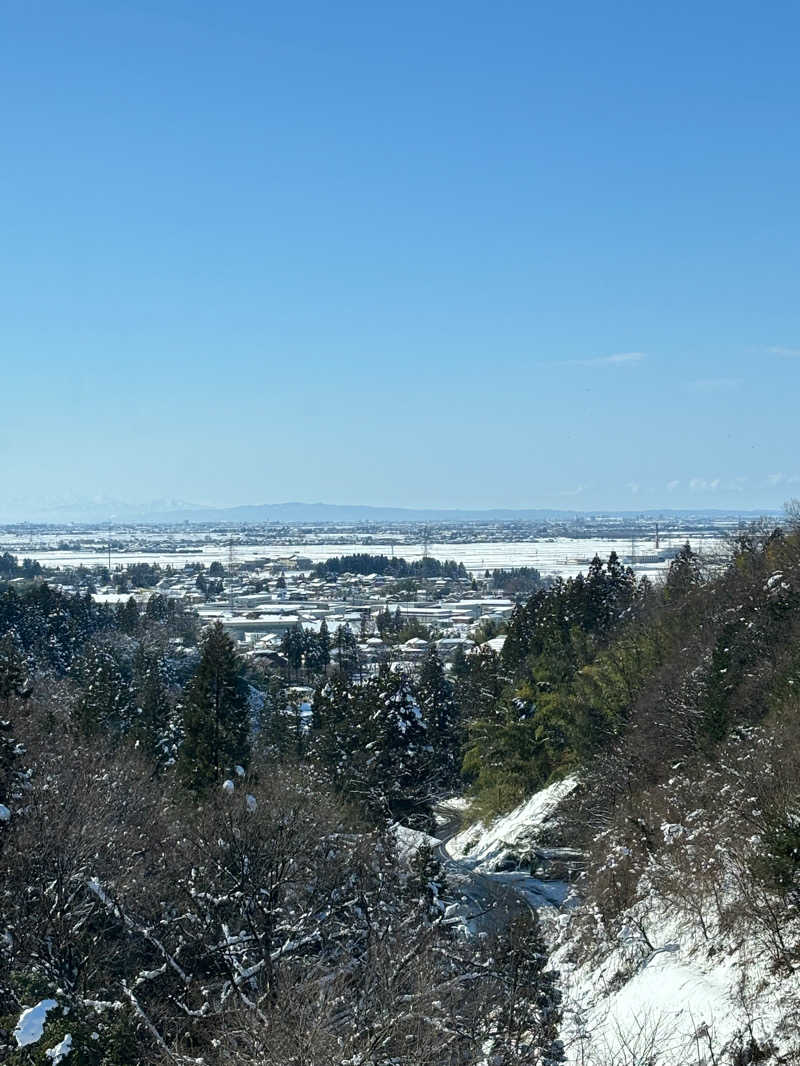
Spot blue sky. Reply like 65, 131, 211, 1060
2, 1, 798, 515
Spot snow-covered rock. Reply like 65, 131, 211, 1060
392, 823, 440, 863
449, 776, 578, 872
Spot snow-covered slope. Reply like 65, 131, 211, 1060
448, 776, 579, 872
446, 777, 800, 1064
547, 892, 800, 1065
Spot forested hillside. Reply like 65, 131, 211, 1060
3, 517, 800, 1063
0, 580, 561, 1064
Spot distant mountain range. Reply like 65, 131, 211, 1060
0, 496, 781, 525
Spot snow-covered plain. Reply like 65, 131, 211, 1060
0, 533, 726, 580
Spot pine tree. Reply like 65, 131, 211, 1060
416, 647, 460, 789
665, 541, 701, 601
363, 670, 432, 828
311, 672, 359, 787
0, 631, 27, 710
117, 596, 140, 635
178, 622, 250, 791
73, 644, 132, 736
131, 644, 173, 765
318, 617, 331, 671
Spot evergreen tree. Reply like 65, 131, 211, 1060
178, 622, 250, 791
145, 592, 169, 622
117, 595, 140, 635
362, 669, 432, 828
334, 624, 359, 680
665, 541, 701, 601
280, 624, 305, 678
73, 644, 132, 736
311, 672, 361, 788
415, 647, 460, 788
0, 631, 27, 710
131, 644, 174, 765
318, 617, 331, 670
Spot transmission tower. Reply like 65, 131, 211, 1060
421, 524, 430, 560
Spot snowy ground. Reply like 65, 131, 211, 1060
547, 895, 800, 1065
441, 780, 800, 1065
0, 534, 727, 580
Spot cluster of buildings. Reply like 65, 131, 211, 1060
191, 563, 515, 671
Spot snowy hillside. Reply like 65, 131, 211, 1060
447, 777, 800, 1065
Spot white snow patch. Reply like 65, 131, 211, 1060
0, 803, 10, 821
14, 999, 59, 1047
221, 779, 235, 793
45, 1033, 73, 1063
449, 776, 578, 871
547, 886, 800, 1065
392, 824, 441, 863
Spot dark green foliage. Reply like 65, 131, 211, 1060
490, 566, 547, 598
416, 647, 460, 788
332, 623, 360, 679
72, 644, 132, 736
115, 595, 140, 634
376, 607, 432, 644
130, 645, 175, 765
312, 669, 433, 828
0, 552, 43, 581
178, 622, 250, 791
756, 812, 800, 900
0, 630, 28, 709
315, 552, 468, 580
112, 561, 162, 589
0, 584, 115, 675
664, 541, 702, 601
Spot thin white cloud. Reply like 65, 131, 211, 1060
570, 351, 646, 367
688, 378, 742, 392
558, 485, 585, 496
666, 479, 680, 492
769, 346, 800, 358
689, 477, 721, 493
547, 351, 646, 369
766, 473, 800, 487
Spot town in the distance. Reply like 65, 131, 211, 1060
0, 510, 750, 686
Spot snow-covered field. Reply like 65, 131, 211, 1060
0, 533, 727, 580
